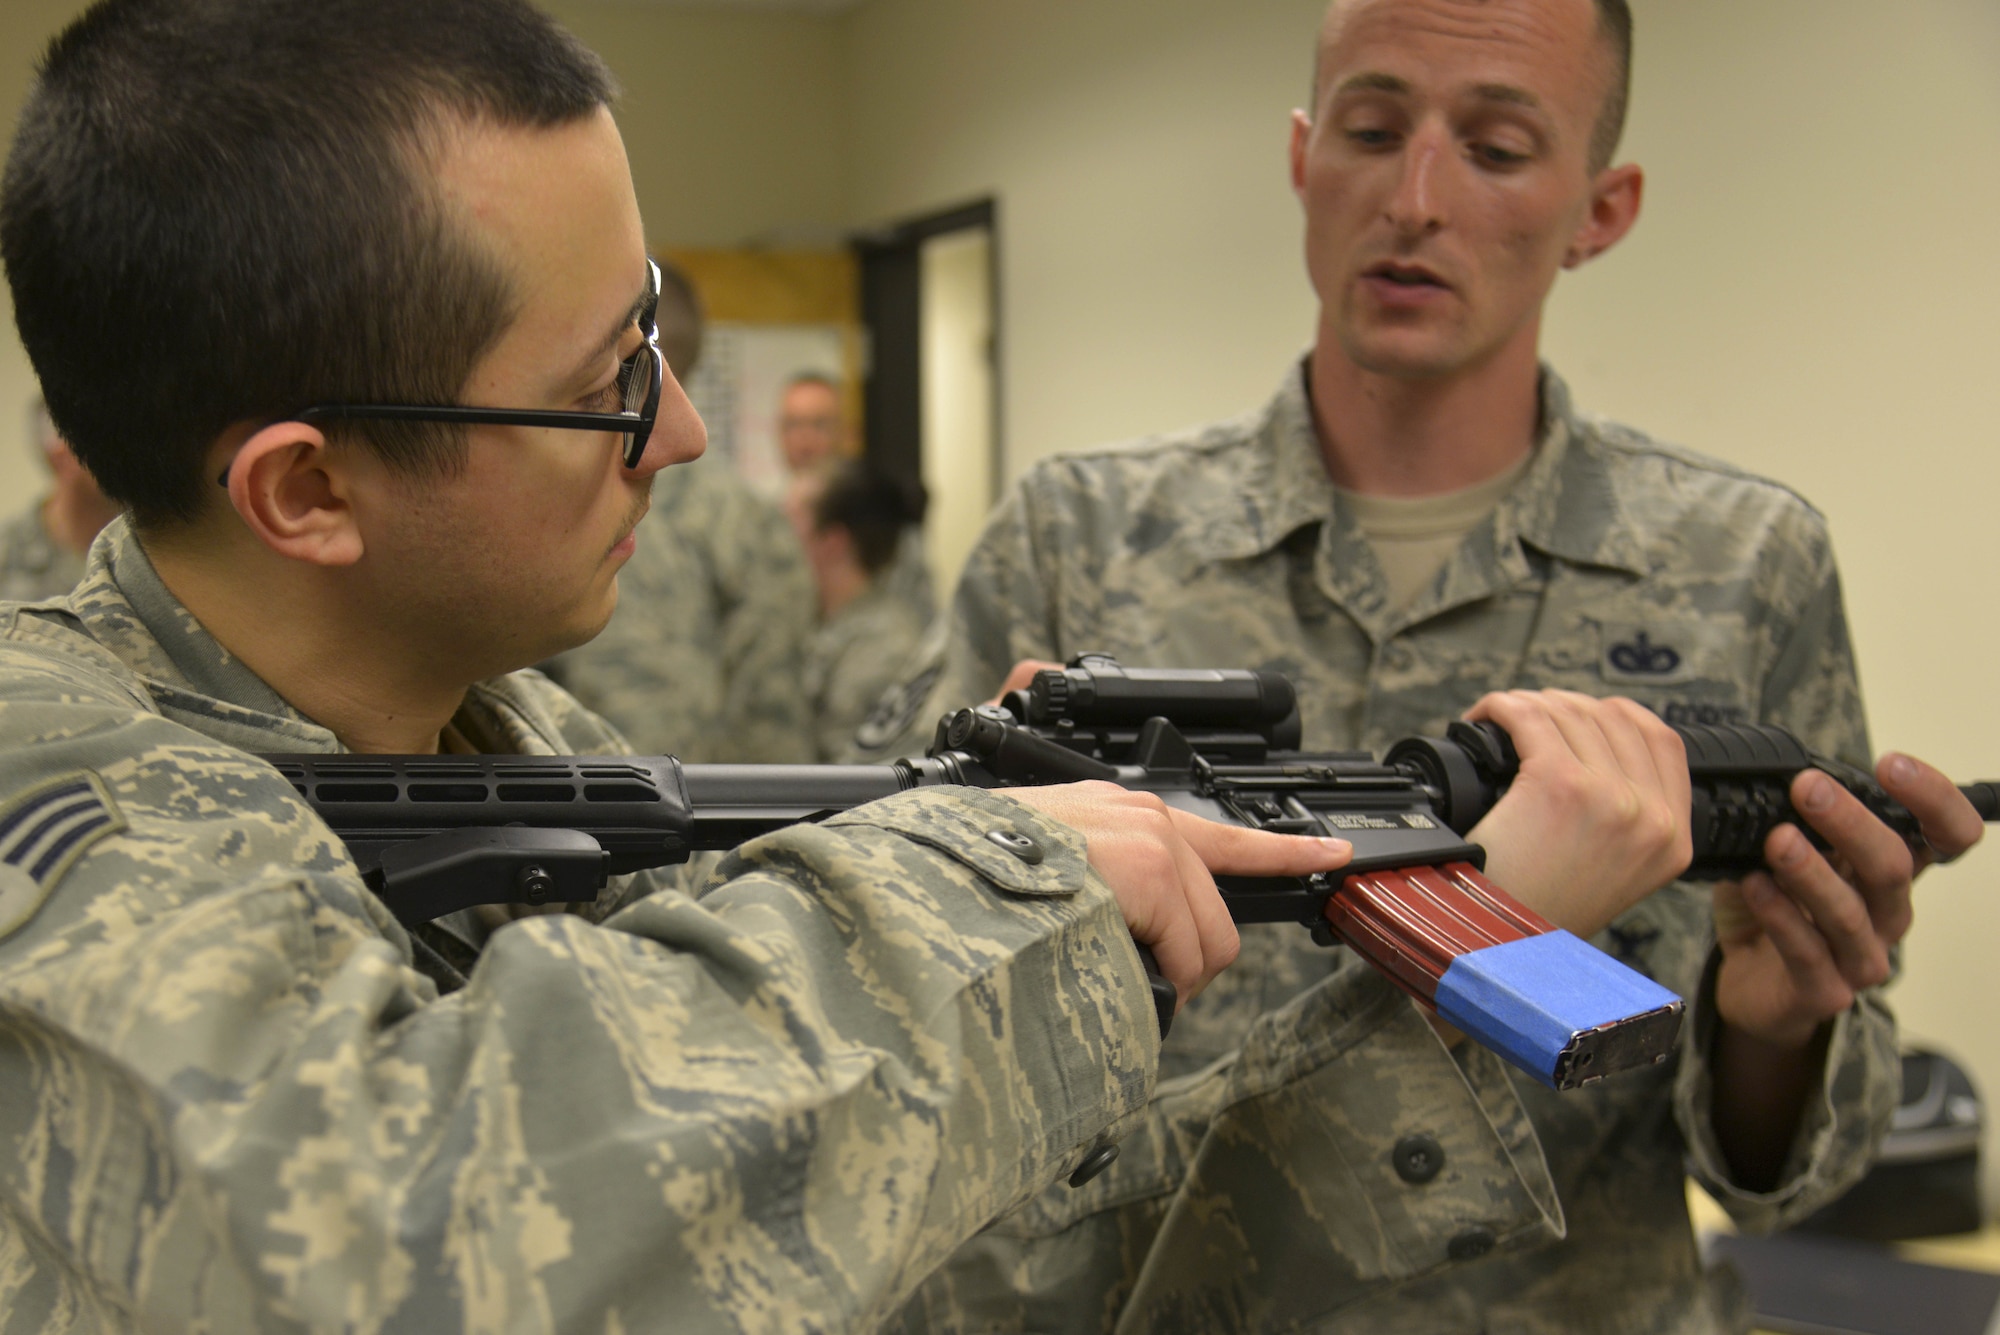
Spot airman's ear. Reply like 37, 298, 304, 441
1290, 109, 1315, 201
218, 421, 365, 567
1565, 163, 1644, 269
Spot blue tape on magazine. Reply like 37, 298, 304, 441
1434, 931, 1682, 1086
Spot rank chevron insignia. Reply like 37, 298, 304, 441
0, 771, 125, 938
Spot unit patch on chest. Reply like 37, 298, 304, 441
1600, 626, 1690, 683
855, 662, 944, 755
1594, 621, 1750, 724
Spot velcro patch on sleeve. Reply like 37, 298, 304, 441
0, 771, 125, 938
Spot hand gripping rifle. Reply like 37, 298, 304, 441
263, 656, 1999, 1093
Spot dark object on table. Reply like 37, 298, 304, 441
1709, 1230, 1999, 1335
1798, 1049, 1982, 1242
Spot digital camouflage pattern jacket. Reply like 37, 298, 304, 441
864, 364, 1896, 1335
0, 501, 83, 605
0, 520, 1161, 1333
549, 460, 818, 762
805, 579, 929, 762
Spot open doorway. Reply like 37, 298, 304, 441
855, 199, 999, 602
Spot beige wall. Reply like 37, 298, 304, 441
844, 0, 1327, 475
542, 1, 846, 249
845, 0, 2000, 1206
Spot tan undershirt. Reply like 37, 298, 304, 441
1338, 450, 1535, 613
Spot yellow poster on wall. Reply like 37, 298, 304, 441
662, 247, 864, 503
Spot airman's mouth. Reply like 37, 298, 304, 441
1365, 262, 1449, 288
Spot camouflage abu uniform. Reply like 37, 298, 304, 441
0, 501, 83, 604
805, 579, 929, 762
549, 459, 817, 762
881, 527, 937, 622
869, 364, 1896, 1335
0, 520, 1164, 1332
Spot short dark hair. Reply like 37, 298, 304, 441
1, 0, 617, 528
814, 462, 926, 575
656, 261, 705, 382
1311, 0, 1633, 175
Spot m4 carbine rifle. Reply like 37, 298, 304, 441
265, 655, 1999, 1095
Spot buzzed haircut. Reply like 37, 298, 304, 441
1588, 0, 1633, 174
1, 0, 617, 529
786, 371, 841, 399
1312, 0, 1634, 175
814, 462, 926, 575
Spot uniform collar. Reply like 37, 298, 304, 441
1494, 371, 1651, 579
64, 519, 340, 752
1197, 359, 1651, 581
1183, 363, 1336, 564
838, 576, 900, 622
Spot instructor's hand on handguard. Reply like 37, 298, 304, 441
1462, 689, 1693, 939
1003, 783, 1352, 1012
1713, 752, 1985, 1050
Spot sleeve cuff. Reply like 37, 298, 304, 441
1675, 946, 1900, 1232
821, 785, 1093, 897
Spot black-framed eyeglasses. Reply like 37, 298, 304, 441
268, 259, 666, 474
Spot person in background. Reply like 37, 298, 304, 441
777, 371, 846, 477
546, 261, 819, 761
0, 398, 120, 601
780, 370, 935, 619
794, 459, 931, 761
